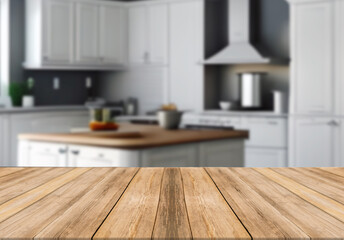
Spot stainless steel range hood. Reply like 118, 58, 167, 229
205, 0, 270, 64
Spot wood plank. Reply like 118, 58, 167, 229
152, 168, 192, 240
0, 168, 89, 223
35, 168, 139, 240
0, 168, 111, 238
256, 168, 344, 223
181, 168, 250, 240
206, 168, 309, 240
273, 168, 344, 205
0, 168, 25, 178
0, 168, 73, 205
320, 167, 344, 178
94, 168, 164, 240
233, 168, 344, 239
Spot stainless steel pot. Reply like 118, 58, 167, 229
157, 111, 183, 130
238, 72, 265, 108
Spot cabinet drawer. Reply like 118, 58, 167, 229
244, 118, 287, 148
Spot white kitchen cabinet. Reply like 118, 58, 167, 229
242, 117, 287, 148
128, 3, 168, 66
10, 111, 88, 166
169, 0, 204, 111
290, 1, 334, 115
147, 4, 168, 64
99, 4, 126, 65
25, 0, 127, 70
141, 144, 198, 167
290, 117, 336, 167
68, 145, 140, 167
199, 140, 244, 167
75, 1, 100, 64
19, 142, 68, 167
42, 0, 74, 65
129, 6, 148, 65
245, 148, 287, 168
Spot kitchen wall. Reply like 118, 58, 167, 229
97, 0, 290, 112
96, 68, 167, 114
205, 0, 290, 110
9, 0, 101, 106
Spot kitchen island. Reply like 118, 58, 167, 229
18, 124, 249, 167
0, 167, 344, 239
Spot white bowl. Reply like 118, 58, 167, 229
219, 101, 232, 111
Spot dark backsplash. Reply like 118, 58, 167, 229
23, 71, 100, 106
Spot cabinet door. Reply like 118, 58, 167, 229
27, 142, 68, 167
292, 118, 334, 167
292, 2, 333, 114
169, 1, 204, 111
243, 118, 287, 148
128, 6, 147, 65
147, 4, 168, 65
0, 116, 9, 166
335, 1, 344, 116
245, 148, 287, 167
42, 0, 74, 64
141, 144, 197, 167
75, 1, 100, 64
199, 140, 244, 167
99, 5, 126, 65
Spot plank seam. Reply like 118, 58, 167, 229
151, 168, 166, 240
91, 168, 141, 240
0, 168, 27, 179
179, 168, 194, 240
204, 168, 253, 240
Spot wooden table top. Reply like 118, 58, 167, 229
19, 123, 249, 149
1, 167, 344, 239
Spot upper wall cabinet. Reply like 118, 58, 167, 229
42, 0, 74, 65
75, 1, 100, 64
128, 3, 168, 66
290, 1, 334, 115
24, 0, 127, 70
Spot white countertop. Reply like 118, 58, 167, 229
0, 105, 88, 114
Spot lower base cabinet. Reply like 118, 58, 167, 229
18, 139, 245, 167
245, 148, 287, 167
289, 117, 339, 167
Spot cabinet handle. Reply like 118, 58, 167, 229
327, 120, 340, 127
144, 52, 149, 62
267, 121, 278, 125
43, 56, 49, 61
59, 149, 67, 154
71, 150, 80, 155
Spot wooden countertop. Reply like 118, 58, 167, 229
1, 167, 344, 239
19, 123, 249, 149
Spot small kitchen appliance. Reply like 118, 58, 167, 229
239, 72, 265, 109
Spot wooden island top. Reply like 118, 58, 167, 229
19, 123, 249, 149
0, 167, 344, 239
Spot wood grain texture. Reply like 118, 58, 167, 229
256, 168, 344, 223
94, 168, 164, 240
19, 123, 249, 149
273, 168, 344, 205
0, 168, 73, 205
0, 168, 344, 240
0, 168, 108, 239
0, 168, 25, 178
35, 168, 139, 240
206, 168, 309, 240
152, 168, 192, 240
180, 168, 250, 240
0, 168, 89, 223
233, 168, 344, 239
